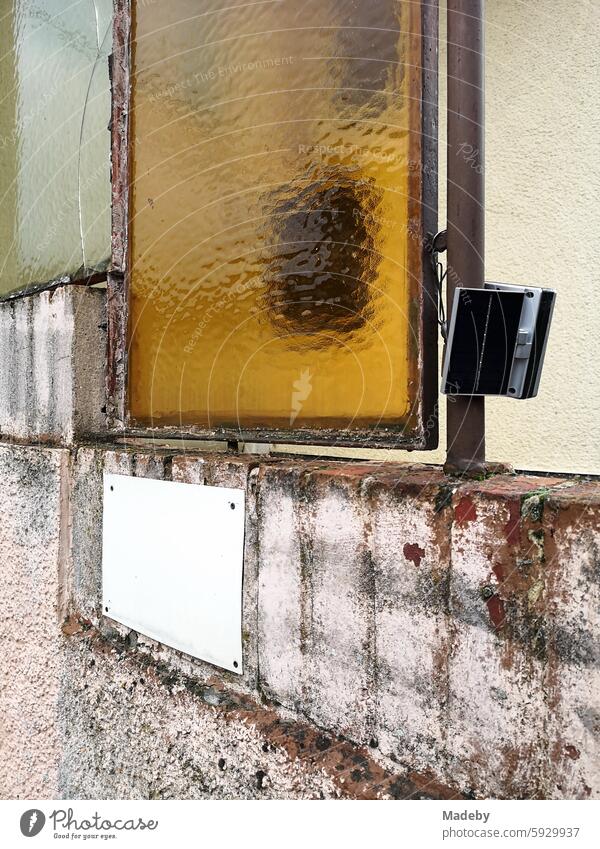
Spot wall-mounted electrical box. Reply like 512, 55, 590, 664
442, 282, 556, 398
102, 474, 245, 674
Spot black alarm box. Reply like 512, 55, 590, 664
441, 282, 556, 398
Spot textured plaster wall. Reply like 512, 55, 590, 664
461, 0, 600, 474
0, 444, 69, 798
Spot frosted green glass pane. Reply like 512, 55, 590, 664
0, 0, 112, 297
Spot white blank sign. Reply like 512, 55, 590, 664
102, 473, 245, 674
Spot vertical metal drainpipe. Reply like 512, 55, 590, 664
445, 0, 486, 474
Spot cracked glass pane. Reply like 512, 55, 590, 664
129, 0, 424, 433
0, 0, 112, 297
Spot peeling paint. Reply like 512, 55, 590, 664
454, 495, 477, 525
403, 542, 426, 568
504, 500, 521, 546
486, 593, 506, 631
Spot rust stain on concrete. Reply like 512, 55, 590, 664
486, 594, 506, 631
454, 495, 477, 526
504, 500, 521, 546
403, 542, 425, 568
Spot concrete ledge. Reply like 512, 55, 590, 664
1, 441, 599, 799
66, 447, 600, 799
0, 286, 106, 444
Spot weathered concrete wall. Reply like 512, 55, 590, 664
0, 441, 598, 799
58, 623, 450, 800
0, 444, 69, 798
0, 286, 106, 444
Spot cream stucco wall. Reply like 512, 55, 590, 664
458, 0, 600, 474
278, 1, 600, 475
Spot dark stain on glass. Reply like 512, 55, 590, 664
263, 167, 382, 338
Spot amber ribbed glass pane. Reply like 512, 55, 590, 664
129, 0, 423, 432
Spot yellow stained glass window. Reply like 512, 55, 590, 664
128, 0, 426, 435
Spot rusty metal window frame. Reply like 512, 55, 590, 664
106, 0, 440, 450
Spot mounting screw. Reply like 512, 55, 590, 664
481, 585, 494, 600
230, 502, 235, 510
233, 660, 239, 668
